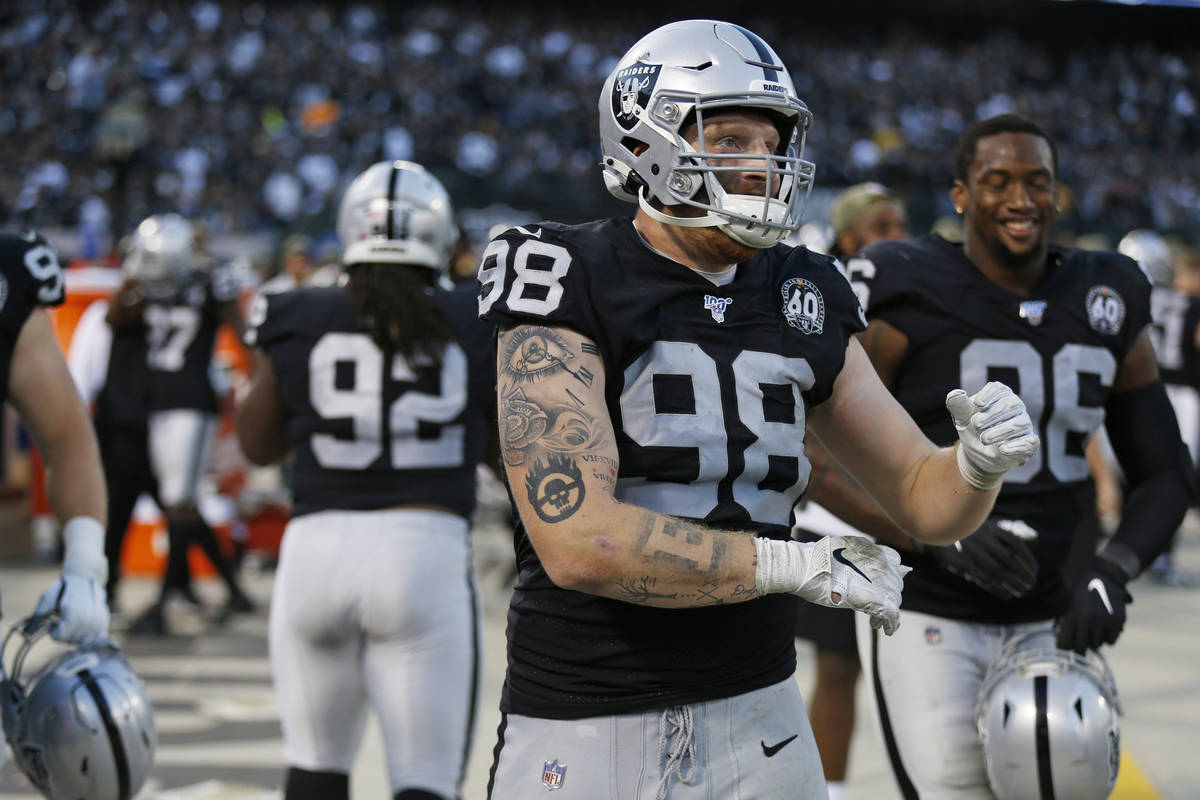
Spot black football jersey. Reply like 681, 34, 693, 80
853, 234, 1152, 623
1149, 285, 1200, 390
144, 262, 239, 413
246, 282, 495, 518
0, 232, 66, 401
479, 217, 865, 718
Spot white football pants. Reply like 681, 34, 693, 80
147, 409, 215, 508
856, 609, 1049, 799
270, 508, 482, 797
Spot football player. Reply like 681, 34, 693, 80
479, 20, 1038, 799
0, 232, 111, 762
237, 161, 496, 800
119, 214, 253, 634
1118, 228, 1199, 585
808, 114, 1192, 798
792, 182, 909, 800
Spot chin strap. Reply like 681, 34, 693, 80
637, 188, 724, 229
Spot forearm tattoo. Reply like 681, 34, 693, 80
617, 510, 758, 606
499, 326, 607, 467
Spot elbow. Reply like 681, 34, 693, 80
532, 524, 622, 594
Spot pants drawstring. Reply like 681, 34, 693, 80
655, 704, 697, 800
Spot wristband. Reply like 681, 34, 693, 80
754, 537, 818, 596
61, 516, 108, 583
956, 442, 1004, 491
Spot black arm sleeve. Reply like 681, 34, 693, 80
1102, 381, 1195, 575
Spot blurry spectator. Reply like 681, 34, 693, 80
827, 182, 907, 262
258, 233, 315, 294
0, 0, 1198, 242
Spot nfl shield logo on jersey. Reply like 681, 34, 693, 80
542, 759, 567, 790
781, 278, 825, 334
704, 294, 733, 323
1018, 299, 1047, 326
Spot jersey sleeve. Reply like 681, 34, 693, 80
849, 239, 923, 334
798, 251, 868, 407
477, 224, 604, 342
1109, 253, 1153, 356
243, 289, 296, 351
0, 231, 66, 309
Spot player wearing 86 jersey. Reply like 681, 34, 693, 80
237, 161, 496, 800
816, 114, 1192, 799
480, 20, 1038, 800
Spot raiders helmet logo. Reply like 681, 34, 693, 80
1085, 285, 1126, 335
611, 63, 661, 130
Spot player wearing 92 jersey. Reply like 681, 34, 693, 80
237, 161, 496, 800
479, 20, 1037, 800
812, 114, 1192, 799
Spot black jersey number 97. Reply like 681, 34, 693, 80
308, 332, 468, 470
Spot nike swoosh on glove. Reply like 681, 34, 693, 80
920, 518, 1039, 599
755, 535, 911, 635
1056, 555, 1132, 654
946, 382, 1040, 490
33, 517, 110, 644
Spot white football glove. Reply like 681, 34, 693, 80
33, 517, 110, 644
946, 382, 1040, 490
755, 535, 910, 635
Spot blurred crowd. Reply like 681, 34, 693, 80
1, 0, 1198, 255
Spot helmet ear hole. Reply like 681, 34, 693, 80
621, 136, 648, 157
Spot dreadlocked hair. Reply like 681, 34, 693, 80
346, 262, 455, 367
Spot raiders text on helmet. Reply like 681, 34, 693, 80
598, 19, 816, 249
122, 213, 197, 298
337, 160, 456, 274
1, 614, 156, 800
976, 631, 1121, 800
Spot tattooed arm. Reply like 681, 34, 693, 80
498, 323, 760, 608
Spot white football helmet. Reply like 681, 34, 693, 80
977, 630, 1121, 800
599, 19, 815, 249
337, 160, 456, 274
122, 213, 197, 298
0, 613, 156, 800
1117, 228, 1173, 287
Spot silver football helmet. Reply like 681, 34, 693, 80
1, 614, 156, 800
337, 160, 456, 275
122, 213, 197, 298
1117, 228, 1173, 287
599, 19, 815, 249
977, 630, 1121, 800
